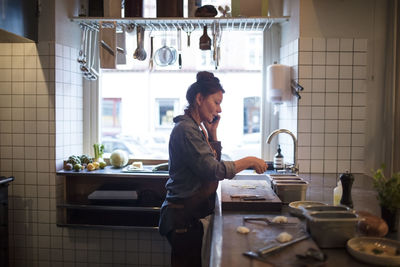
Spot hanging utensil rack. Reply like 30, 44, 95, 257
71, 16, 289, 32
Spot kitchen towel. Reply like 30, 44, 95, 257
99, 21, 117, 69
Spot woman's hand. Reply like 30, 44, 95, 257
203, 115, 220, 141
250, 157, 268, 174
234, 157, 268, 174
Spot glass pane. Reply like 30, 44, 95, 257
100, 29, 263, 160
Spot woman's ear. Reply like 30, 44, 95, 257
195, 92, 203, 106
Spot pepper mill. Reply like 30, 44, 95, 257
339, 171, 354, 208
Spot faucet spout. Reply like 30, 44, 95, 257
267, 129, 298, 173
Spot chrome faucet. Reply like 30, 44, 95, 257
267, 129, 298, 174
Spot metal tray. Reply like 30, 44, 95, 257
304, 211, 362, 248
273, 180, 308, 203
301, 204, 353, 214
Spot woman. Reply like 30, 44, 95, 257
159, 71, 267, 267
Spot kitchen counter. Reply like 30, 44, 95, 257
56, 165, 169, 230
209, 173, 400, 267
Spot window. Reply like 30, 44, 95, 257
98, 1, 265, 160
243, 97, 260, 134
102, 98, 122, 137
155, 98, 179, 128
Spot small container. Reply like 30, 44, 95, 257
333, 180, 342, 206
271, 178, 303, 190
273, 180, 308, 203
273, 145, 284, 170
304, 211, 361, 248
301, 204, 352, 214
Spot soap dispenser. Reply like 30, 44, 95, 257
339, 171, 354, 208
333, 180, 342, 206
273, 145, 284, 170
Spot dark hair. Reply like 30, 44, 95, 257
185, 71, 225, 111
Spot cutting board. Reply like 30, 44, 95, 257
220, 214, 322, 267
221, 180, 282, 212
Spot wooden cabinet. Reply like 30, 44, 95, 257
56, 166, 168, 230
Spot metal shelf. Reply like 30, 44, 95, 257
71, 16, 289, 32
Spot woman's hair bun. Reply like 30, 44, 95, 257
196, 71, 215, 82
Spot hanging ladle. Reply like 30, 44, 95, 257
133, 26, 147, 61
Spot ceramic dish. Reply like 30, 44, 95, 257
347, 237, 400, 266
288, 201, 326, 217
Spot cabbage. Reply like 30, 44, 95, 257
110, 149, 129, 168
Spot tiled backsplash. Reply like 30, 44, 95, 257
0, 35, 369, 266
0, 42, 170, 267
289, 37, 367, 174
277, 39, 299, 167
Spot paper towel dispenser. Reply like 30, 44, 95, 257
0, 0, 38, 42
266, 63, 291, 104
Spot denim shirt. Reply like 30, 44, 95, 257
166, 115, 236, 199
159, 115, 236, 235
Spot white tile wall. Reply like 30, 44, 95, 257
278, 39, 299, 165
295, 37, 367, 173
0, 42, 170, 267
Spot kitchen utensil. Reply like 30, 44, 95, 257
177, 28, 182, 69
183, 25, 194, 47
149, 36, 154, 70
154, 37, 176, 66
101, 40, 115, 56
78, 26, 87, 64
212, 22, 222, 69
243, 234, 309, 259
243, 216, 299, 225
199, 25, 211, 50
133, 26, 147, 61
99, 21, 117, 69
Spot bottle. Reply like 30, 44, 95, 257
199, 26, 211, 50
340, 171, 354, 208
273, 145, 284, 170
333, 180, 342, 206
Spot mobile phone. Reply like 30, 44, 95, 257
211, 116, 219, 123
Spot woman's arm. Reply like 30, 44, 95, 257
234, 157, 267, 174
